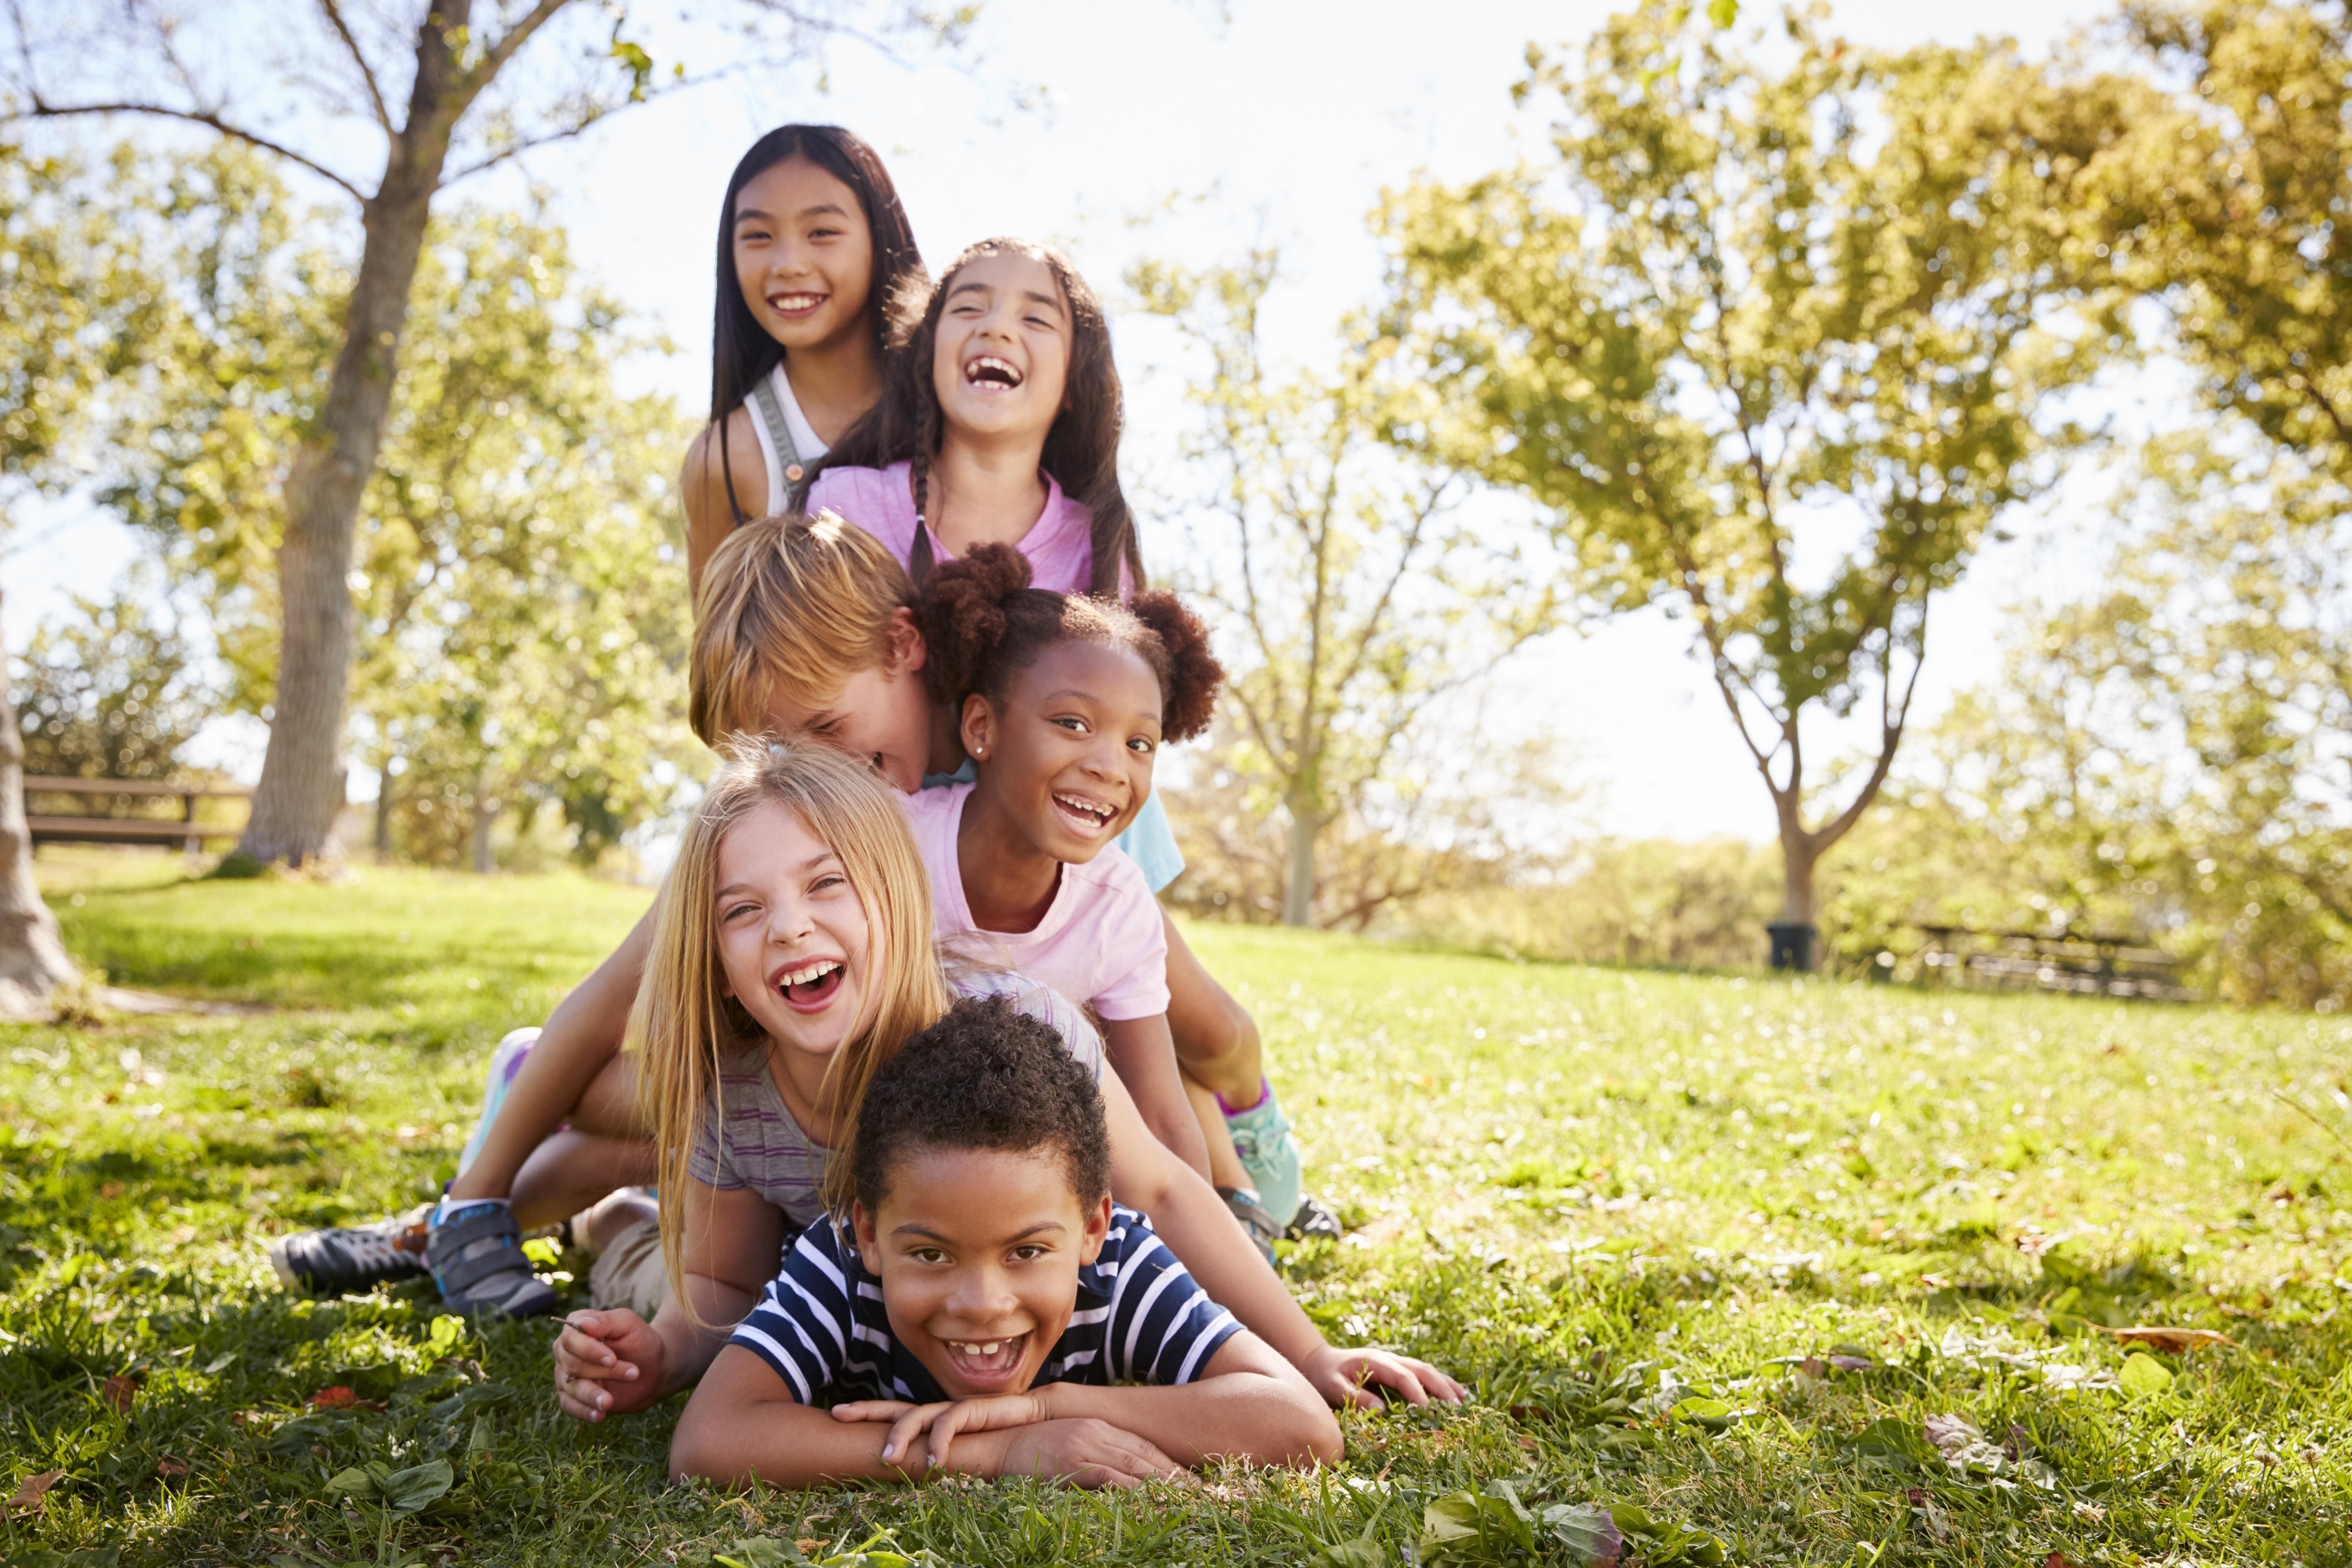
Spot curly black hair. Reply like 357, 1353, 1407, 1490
850, 994, 1111, 1215
912, 543, 1223, 743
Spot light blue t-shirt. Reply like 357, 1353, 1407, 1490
918, 761, 1185, 893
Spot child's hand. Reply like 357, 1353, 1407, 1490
831, 1391, 1052, 1472
984, 1418, 1186, 1489
1301, 1344, 1466, 1410
554, 1308, 668, 1422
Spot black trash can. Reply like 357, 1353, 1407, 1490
1767, 921, 1817, 972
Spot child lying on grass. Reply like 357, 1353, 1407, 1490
667, 992, 1341, 1488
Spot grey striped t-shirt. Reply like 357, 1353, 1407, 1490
686, 971, 1104, 1228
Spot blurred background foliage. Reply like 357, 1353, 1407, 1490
5, 0, 2351, 1001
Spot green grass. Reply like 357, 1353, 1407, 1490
4, 848, 2348, 1567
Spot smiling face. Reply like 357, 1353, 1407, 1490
962, 640, 1162, 864
929, 251, 1072, 447
712, 800, 875, 1071
732, 156, 877, 354
852, 1144, 1111, 1399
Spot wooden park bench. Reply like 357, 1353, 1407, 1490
1895, 921, 2195, 1002
22, 775, 252, 856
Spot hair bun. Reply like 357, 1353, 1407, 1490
1127, 591, 1223, 743
914, 544, 1034, 706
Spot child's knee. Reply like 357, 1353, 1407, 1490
1178, 996, 1258, 1068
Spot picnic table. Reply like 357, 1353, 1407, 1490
1895, 921, 2194, 1002
22, 774, 252, 855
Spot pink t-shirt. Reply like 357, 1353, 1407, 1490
899, 782, 1169, 1020
805, 460, 1120, 596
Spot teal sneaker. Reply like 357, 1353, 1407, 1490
1220, 1081, 1303, 1228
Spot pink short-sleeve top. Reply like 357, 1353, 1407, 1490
804, 460, 1126, 597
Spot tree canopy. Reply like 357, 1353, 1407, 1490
1381, 7, 2126, 951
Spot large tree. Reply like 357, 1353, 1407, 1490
1381, 7, 2125, 962
0, 140, 165, 1015
1, 0, 959, 864
82, 153, 701, 870
1130, 250, 1562, 927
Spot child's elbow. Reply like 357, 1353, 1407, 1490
667, 1402, 731, 1485
1299, 1403, 1345, 1467
1251, 1389, 1343, 1469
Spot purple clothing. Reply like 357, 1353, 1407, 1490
805, 460, 1127, 596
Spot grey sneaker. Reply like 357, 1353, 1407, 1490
1216, 1185, 1283, 1267
425, 1201, 557, 1318
269, 1205, 432, 1296
1287, 1192, 1345, 1243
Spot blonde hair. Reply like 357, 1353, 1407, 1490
634, 737, 952, 1321
690, 510, 919, 746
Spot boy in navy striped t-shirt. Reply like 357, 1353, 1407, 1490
669, 996, 1341, 1489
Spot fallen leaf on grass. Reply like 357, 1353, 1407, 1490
101, 1374, 136, 1413
2089, 1325, 2237, 1353
155, 1457, 188, 1478
7, 1469, 65, 1516
2119, 1354, 2175, 1398
309, 1386, 356, 1409
2045, 1554, 2076, 1568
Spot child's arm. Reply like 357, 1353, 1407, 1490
552, 1179, 783, 1421
447, 909, 654, 1210
1101, 1014, 1213, 1182
1161, 914, 1265, 1105
836, 1329, 1340, 1475
671, 1345, 1185, 1489
1094, 1067, 1466, 1411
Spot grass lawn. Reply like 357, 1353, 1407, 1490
4, 848, 2348, 1567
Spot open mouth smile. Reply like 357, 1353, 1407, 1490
942, 1333, 1028, 1385
770, 957, 846, 1012
767, 290, 826, 317
963, 354, 1024, 390
1051, 791, 1119, 835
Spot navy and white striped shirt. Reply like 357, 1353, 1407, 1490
728, 1204, 1242, 1406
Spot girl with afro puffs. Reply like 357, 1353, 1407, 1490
900, 543, 1223, 1216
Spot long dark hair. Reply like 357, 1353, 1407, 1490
814, 237, 1144, 597
706, 125, 924, 426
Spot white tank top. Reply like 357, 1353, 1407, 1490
743, 364, 828, 517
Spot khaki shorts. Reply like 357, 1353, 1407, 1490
586, 1213, 669, 1318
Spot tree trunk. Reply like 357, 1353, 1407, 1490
1282, 793, 1318, 927
1776, 822, 1821, 970
470, 781, 497, 874
0, 589, 79, 1019
372, 768, 395, 861
237, 0, 469, 864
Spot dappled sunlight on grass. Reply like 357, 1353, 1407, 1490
3, 863, 2345, 1564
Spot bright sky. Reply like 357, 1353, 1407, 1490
6, 0, 2128, 842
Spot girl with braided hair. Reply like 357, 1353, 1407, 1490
809, 243, 1313, 1237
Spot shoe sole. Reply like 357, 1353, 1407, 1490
265, 1238, 308, 1293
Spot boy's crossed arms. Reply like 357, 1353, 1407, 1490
582, 995, 1339, 1489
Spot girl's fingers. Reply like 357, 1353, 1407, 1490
830, 1400, 916, 1424
894, 1405, 950, 1468
554, 1326, 620, 1368
924, 1403, 984, 1471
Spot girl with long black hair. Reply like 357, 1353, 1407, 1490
681, 124, 924, 590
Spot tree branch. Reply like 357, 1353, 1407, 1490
468, 0, 571, 96
1815, 614, 1930, 850
8, 100, 368, 202
317, 0, 393, 132
1654, 496, 1778, 788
